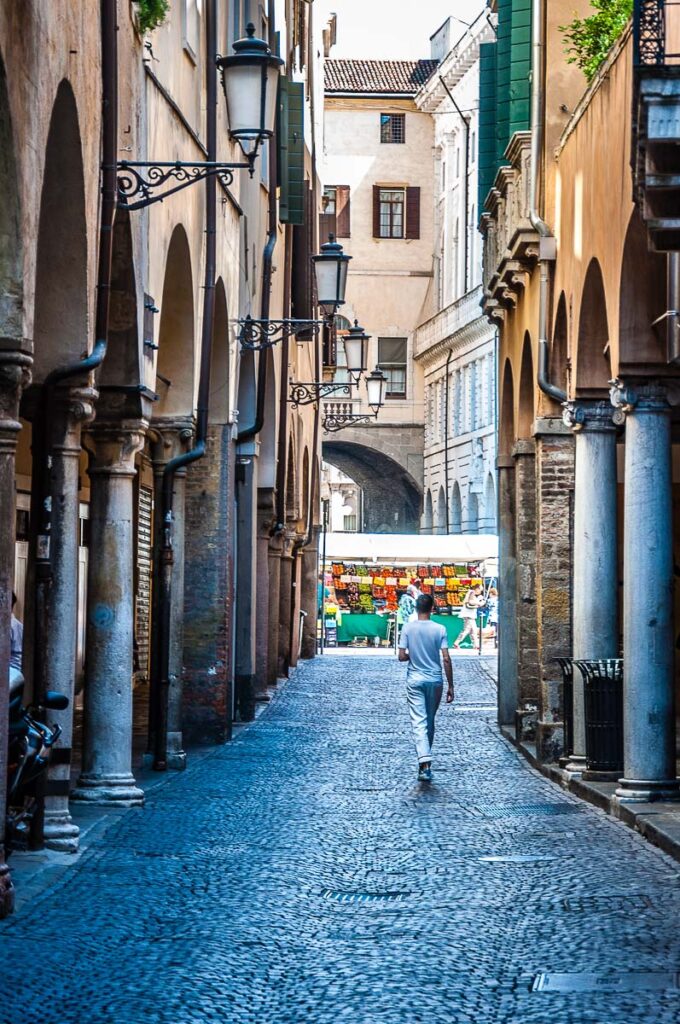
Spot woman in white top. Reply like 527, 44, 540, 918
453, 584, 483, 649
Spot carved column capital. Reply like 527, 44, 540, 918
563, 398, 618, 433
149, 416, 194, 471
0, 351, 32, 436
84, 419, 148, 477
609, 378, 672, 425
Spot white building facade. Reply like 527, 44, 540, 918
414, 15, 498, 536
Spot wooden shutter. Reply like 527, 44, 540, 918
372, 185, 381, 238
278, 77, 305, 225
336, 185, 351, 237
405, 186, 420, 239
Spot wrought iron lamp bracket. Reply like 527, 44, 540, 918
321, 412, 378, 433
238, 317, 324, 351
289, 381, 356, 407
115, 159, 253, 211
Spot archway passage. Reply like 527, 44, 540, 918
618, 209, 666, 372
576, 258, 611, 395
0, 55, 22, 346
322, 441, 421, 533
156, 225, 195, 417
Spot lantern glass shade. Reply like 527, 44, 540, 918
366, 369, 387, 412
217, 24, 283, 152
313, 235, 351, 316
343, 320, 370, 377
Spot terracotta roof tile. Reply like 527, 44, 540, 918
324, 59, 439, 95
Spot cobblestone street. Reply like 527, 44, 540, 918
3, 654, 680, 1023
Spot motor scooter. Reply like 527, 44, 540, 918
6, 666, 68, 852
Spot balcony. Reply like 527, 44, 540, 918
479, 131, 539, 323
414, 286, 485, 360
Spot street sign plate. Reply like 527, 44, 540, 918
532, 972, 680, 993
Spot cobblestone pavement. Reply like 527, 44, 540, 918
2, 654, 680, 1023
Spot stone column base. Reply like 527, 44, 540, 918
615, 778, 680, 803
0, 861, 15, 918
166, 731, 187, 771
43, 810, 80, 853
564, 754, 586, 776
71, 772, 144, 806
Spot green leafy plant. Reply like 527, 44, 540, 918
134, 0, 170, 34
560, 0, 633, 82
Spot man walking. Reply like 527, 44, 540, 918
398, 593, 453, 781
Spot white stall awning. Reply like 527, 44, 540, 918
324, 533, 498, 565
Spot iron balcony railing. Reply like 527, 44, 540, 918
634, 0, 680, 66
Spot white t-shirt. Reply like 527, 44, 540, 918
399, 619, 448, 681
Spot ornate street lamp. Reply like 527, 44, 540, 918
365, 368, 388, 412
117, 24, 282, 211
312, 235, 352, 317
321, 369, 387, 432
342, 319, 370, 381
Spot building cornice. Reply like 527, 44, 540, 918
417, 316, 495, 369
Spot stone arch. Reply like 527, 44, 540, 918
0, 51, 22, 345
517, 333, 534, 439
285, 433, 297, 522
484, 472, 496, 534
422, 489, 433, 533
156, 225, 195, 417
435, 485, 447, 535
467, 490, 479, 534
208, 277, 229, 424
301, 447, 310, 526
236, 348, 256, 429
618, 208, 666, 370
98, 210, 140, 406
322, 440, 421, 533
32, 80, 88, 381
258, 348, 277, 489
499, 358, 514, 456
450, 481, 462, 533
552, 291, 569, 397
576, 258, 610, 394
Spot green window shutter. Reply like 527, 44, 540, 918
478, 41, 498, 214
278, 78, 305, 225
495, 0, 512, 165
509, 0, 532, 135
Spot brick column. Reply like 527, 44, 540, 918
0, 352, 31, 916
534, 420, 575, 762
255, 487, 276, 696
497, 458, 518, 725
267, 534, 283, 683
183, 423, 235, 744
278, 534, 295, 678
72, 421, 147, 805
150, 418, 193, 769
299, 526, 320, 660
234, 442, 258, 721
43, 387, 97, 851
513, 439, 539, 709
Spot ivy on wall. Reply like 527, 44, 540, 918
134, 0, 170, 33
560, 0, 633, 82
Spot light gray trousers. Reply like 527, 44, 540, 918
406, 674, 443, 764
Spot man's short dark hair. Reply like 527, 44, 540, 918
416, 593, 434, 614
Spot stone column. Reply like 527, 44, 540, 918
497, 457, 518, 726
564, 400, 619, 773
267, 534, 283, 684
150, 419, 193, 770
278, 534, 295, 678
0, 352, 31, 917
234, 442, 258, 721
255, 488, 275, 697
534, 422, 575, 762
72, 421, 147, 805
611, 380, 679, 802
43, 387, 96, 851
513, 440, 539, 708
300, 525, 321, 660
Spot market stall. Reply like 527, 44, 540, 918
320, 533, 498, 648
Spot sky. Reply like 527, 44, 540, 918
315, 0, 488, 60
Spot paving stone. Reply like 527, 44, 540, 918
1, 654, 680, 1023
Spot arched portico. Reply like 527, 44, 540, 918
322, 439, 422, 533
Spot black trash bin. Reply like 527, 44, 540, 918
554, 656, 574, 765
573, 658, 623, 775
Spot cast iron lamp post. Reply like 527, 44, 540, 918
117, 24, 282, 211
288, 319, 370, 405
239, 234, 352, 350
321, 368, 388, 432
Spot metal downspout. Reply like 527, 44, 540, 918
444, 350, 453, 533
439, 76, 470, 294
529, 0, 566, 404
152, 0, 218, 769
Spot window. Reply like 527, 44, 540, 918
183, 0, 202, 61
343, 514, 358, 532
320, 185, 350, 239
380, 113, 405, 143
373, 186, 420, 240
378, 189, 404, 238
378, 337, 407, 398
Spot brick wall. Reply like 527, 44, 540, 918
182, 424, 234, 744
535, 429, 575, 761
513, 441, 539, 704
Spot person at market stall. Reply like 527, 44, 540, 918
486, 587, 499, 646
398, 592, 453, 782
453, 583, 483, 649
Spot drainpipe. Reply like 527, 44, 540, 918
665, 253, 680, 364
529, 0, 566, 404
153, 0, 218, 769
443, 350, 453, 533
273, 225, 293, 532
439, 76, 469, 294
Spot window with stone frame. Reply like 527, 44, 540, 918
377, 337, 407, 398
